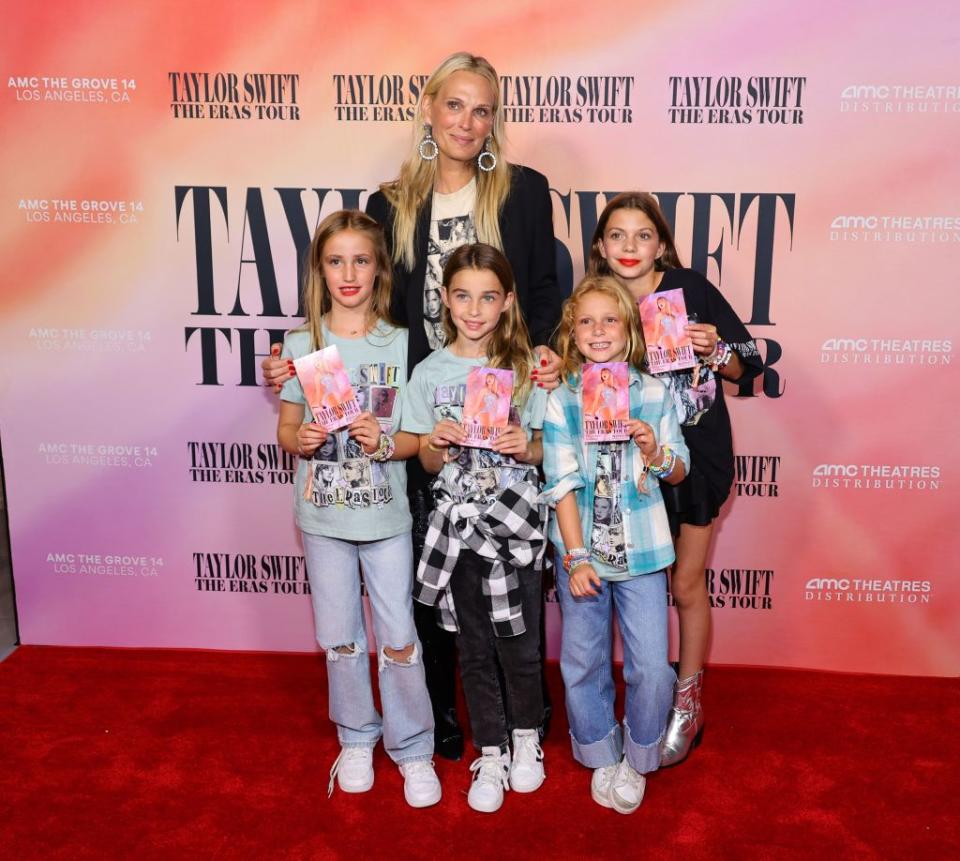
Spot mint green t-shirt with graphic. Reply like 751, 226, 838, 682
281, 323, 411, 540
401, 347, 546, 503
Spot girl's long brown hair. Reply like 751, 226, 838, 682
588, 191, 683, 276
555, 275, 647, 386
441, 243, 532, 403
297, 210, 395, 351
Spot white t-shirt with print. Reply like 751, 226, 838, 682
423, 177, 477, 351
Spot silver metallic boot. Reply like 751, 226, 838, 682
659, 670, 704, 767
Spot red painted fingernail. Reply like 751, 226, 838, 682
538, 382, 544, 388
271, 345, 280, 356
289, 370, 296, 377
540, 358, 548, 367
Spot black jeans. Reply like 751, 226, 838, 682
449, 548, 544, 751
411, 485, 459, 718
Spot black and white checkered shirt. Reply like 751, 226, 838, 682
414, 479, 547, 637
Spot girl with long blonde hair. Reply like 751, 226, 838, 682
590, 192, 762, 767
542, 275, 689, 813
276, 210, 441, 809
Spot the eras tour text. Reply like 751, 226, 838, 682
175, 186, 792, 397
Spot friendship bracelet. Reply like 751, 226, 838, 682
703, 339, 732, 371
562, 547, 592, 573
370, 433, 396, 462
647, 444, 677, 479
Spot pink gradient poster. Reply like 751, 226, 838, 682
463, 367, 512, 448
1, 1, 958, 676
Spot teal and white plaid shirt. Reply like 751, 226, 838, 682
540, 368, 690, 579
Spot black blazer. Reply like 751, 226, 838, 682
366, 164, 561, 373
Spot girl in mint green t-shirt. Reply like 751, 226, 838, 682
402, 243, 548, 814
276, 210, 440, 810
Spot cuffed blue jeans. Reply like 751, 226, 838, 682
555, 566, 675, 774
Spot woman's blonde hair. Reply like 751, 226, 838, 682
441, 243, 532, 403
297, 210, 394, 351
380, 52, 511, 270
555, 275, 647, 384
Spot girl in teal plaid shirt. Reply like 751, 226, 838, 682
541, 275, 689, 814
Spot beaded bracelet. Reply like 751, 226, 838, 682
563, 547, 592, 573
647, 444, 677, 479
370, 433, 396, 462
703, 339, 732, 372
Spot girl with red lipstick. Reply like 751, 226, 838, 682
590, 192, 763, 767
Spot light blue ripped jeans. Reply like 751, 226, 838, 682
555, 566, 676, 774
302, 531, 434, 764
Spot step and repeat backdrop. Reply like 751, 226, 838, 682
2, 1, 957, 676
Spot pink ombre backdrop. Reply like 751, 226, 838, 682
2, 1, 958, 676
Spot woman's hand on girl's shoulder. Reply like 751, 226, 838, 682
531, 346, 562, 391
263, 343, 295, 393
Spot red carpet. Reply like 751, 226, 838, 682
0, 646, 956, 860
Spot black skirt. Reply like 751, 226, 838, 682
660, 459, 723, 533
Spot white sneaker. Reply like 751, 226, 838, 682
509, 729, 545, 793
467, 746, 510, 813
609, 758, 646, 814
327, 746, 374, 796
590, 764, 618, 809
399, 760, 442, 808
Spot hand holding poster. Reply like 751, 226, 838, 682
462, 367, 512, 448
638, 288, 696, 374
582, 362, 630, 442
294, 345, 361, 431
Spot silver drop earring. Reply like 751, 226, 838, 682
418, 124, 439, 161
477, 136, 497, 172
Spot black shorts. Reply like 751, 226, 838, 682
660, 459, 724, 534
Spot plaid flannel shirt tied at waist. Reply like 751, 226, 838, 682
413, 480, 547, 637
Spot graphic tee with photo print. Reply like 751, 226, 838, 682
591, 442, 628, 571
423, 177, 477, 352
281, 324, 411, 541
402, 347, 546, 505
